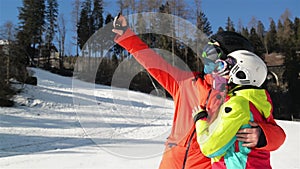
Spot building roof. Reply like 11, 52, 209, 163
264, 53, 285, 66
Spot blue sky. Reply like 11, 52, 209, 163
0, 0, 299, 54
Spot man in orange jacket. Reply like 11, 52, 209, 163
112, 14, 285, 169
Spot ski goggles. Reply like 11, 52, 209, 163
201, 41, 227, 62
203, 58, 228, 75
214, 57, 237, 75
214, 59, 229, 75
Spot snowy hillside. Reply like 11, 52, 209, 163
0, 68, 299, 169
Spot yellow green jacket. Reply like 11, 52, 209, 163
196, 86, 274, 169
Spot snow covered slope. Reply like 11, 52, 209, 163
0, 68, 299, 169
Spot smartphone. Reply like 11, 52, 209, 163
113, 12, 122, 28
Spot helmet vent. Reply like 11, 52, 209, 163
236, 71, 246, 79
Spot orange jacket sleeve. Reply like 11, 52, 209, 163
114, 28, 194, 97
257, 120, 286, 151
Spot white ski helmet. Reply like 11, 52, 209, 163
227, 50, 267, 87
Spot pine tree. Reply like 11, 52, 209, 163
17, 0, 45, 62
292, 17, 300, 118
257, 21, 265, 39
0, 22, 16, 105
0, 48, 15, 106
276, 20, 284, 52
89, 0, 104, 59
280, 17, 294, 56
257, 21, 266, 53
196, 11, 212, 36
45, 0, 58, 51
294, 17, 300, 51
57, 13, 66, 68
78, 0, 92, 49
241, 27, 249, 38
92, 0, 104, 31
265, 19, 278, 53
217, 27, 224, 33
225, 17, 235, 32
280, 14, 299, 119
71, 0, 81, 57
0, 20, 31, 106
283, 18, 295, 54
248, 28, 265, 57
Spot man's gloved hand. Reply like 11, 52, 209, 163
192, 106, 209, 137
192, 106, 208, 123
112, 13, 128, 36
